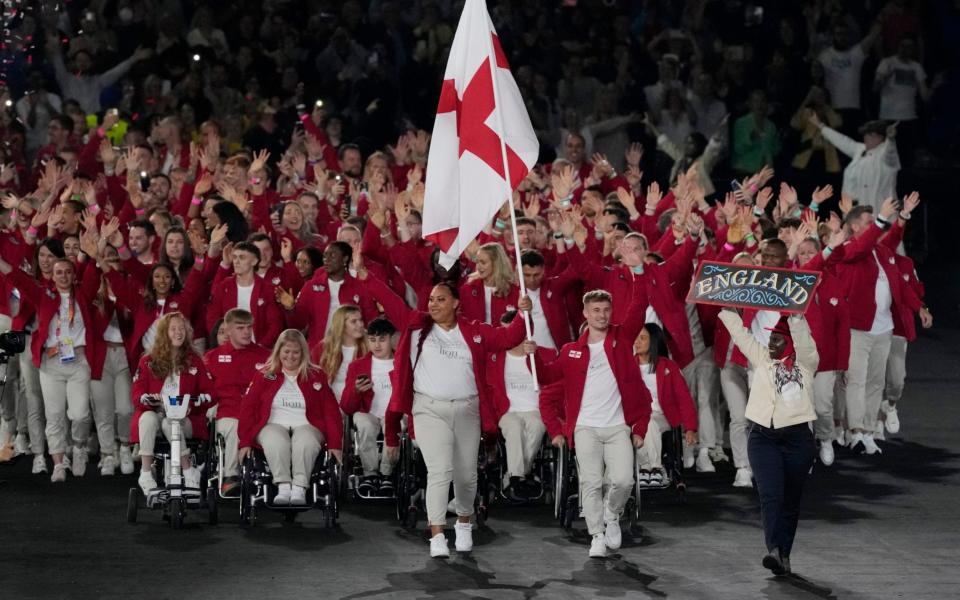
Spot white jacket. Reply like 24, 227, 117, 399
718, 311, 818, 429
818, 125, 900, 213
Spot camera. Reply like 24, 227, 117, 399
0, 331, 26, 363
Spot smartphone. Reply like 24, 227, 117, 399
139, 170, 150, 192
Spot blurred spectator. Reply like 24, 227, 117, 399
817, 20, 881, 134
732, 90, 780, 177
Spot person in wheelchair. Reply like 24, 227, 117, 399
131, 312, 213, 496
540, 289, 653, 559
487, 310, 556, 501
203, 308, 270, 497
633, 323, 698, 486
238, 329, 343, 506
341, 316, 399, 496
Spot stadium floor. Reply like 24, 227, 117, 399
1, 328, 958, 600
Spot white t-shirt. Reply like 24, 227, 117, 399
161, 372, 181, 401
504, 353, 539, 413
876, 56, 925, 121
644, 305, 662, 329
236, 282, 254, 311
142, 299, 166, 353
369, 357, 394, 419
577, 341, 626, 428
869, 251, 894, 335
640, 363, 662, 415
818, 44, 866, 109
483, 285, 496, 324
331, 345, 356, 402
103, 313, 123, 344
324, 278, 344, 335
44, 292, 86, 350
268, 374, 309, 427
411, 325, 478, 399
527, 288, 556, 350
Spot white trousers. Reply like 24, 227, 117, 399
216, 417, 239, 478
138, 411, 194, 458
412, 393, 480, 526
720, 363, 750, 468
682, 348, 720, 450
257, 423, 324, 487
884, 335, 908, 405
354, 412, 395, 476
574, 424, 635, 536
39, 351, 91, 455
637, 412, 671, 469
845, 330, 892, 431
499, 410, 545, 479
16, 335, 46, 454
813, 371, 838, 441
89, 346, 132, 454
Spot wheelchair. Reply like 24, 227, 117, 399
238, 446, 341, 528
477, 434, 555, 512
126, 394, 217, 529
394, 431, 426, 529
342, 414, 396, 501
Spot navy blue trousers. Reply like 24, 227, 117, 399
747, 421, 816, 558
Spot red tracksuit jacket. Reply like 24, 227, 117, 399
205, 276, 284, 347
287, 270, 379, 348
638, 357, 697, 431
203, 343, 271, 420
130, 353, 213, 443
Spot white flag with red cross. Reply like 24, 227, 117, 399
422, 0, 539, 269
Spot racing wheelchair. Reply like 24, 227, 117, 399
126, 394, 217, 529
238, 446, 341, 528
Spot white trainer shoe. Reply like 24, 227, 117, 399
819, 440, 835, 466
695, 448, 716, 473
183, 466, 201, 490
138, 470, 158, 495
847, 431, 864, 452
119, 445, 135, 475
290, 485, 308, 505
874, 420, 886, 441
862, 434, 882, 455
32, 454, 48, 474
50, 463, 68, 483
604, 518, 622, 550
430, 534, 450, 558
100, 454, 118, 476
833, 426, 846, 447
882, 402, 900, 434
72, 446, 88, 477
589, 533, 607, 558
14, 433, 29, 456
273, 482, 292, 505
682, 444, 695, 469
454, 521, 474, 552
733, 467, 753, 488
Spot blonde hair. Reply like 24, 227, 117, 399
148, 312, 197, 379
262, 329, 317, 381
478, 242, 516, 297
318, 305, 368, 380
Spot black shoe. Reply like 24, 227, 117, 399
762, 550, 787, 576
378, 477, 395, 494
505, 476, 523, 501
357, 476, 377, 496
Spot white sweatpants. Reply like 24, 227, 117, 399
884, 335, 908, 405
216, 417, 239, 478
682, 348, 720, 450
637, 412, 671, 469
813, 371, 838, 441
354, 412, 395, 476
16, 335, 46, 454
89, 346, 132, 454
574, 424, 635, 536
412, 393, 480, 526
845, 330, 892, 431
138, 411, 194, 458
257, 423, 324, 487
39, 351, 91, 455
720, 363, 750, 468
499, 410, 545, 479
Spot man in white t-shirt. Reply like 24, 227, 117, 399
874, 36, 930, 165
818, 21, 881, 132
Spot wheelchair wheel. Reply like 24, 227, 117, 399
395, 435, 415, 525
206, 486, 218, 525
629, 461, 643, 535
239, 461, 255, 528
553, 446, 568, 522
170, 497, 185, 530
126, 488, 139, 523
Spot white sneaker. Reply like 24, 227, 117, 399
834, 426, 846, 447
819, 440, 835, 466
709, 446, 729, 463
138, 470, 158, 495
882, 402, 900, 434
862, 434, 882, 455
682, 444, 695, 469
847, 431, 864, 451
50, 463, 68, 483
72, 446, 88, 477
603, 518, 622, 550
874, 420, 886, 441
695, 448, 716, 473
119, 446, 135, 475
290, 485, 308, 505
430, 534, 450, 558
454, 521, 474, 552
100, 454, 118, 476
32, 454, 48, 474
733, 467, 753, 488
14, 433, 29, 456
589, 533, 607, 558
183, 466, 201, 490
273, 482, 292, 505
61, 454, 71, 472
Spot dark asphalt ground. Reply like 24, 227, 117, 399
1, 327, 958, 600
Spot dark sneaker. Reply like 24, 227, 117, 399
221, 477, 241, 498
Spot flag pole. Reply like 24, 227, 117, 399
484, 15, 540, 390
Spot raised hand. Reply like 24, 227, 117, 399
550, 164, 575, 201
250, 149, 270, 174
756, 186, 773, 212
827, 226, 849, 249
812, 184, 834, 206
275, 287, 295, 310
407, 163, 423, 187
645, 181, 662, 212
901, 191, 920, 216
624, 142, 643, 168
615, 187, 637, 216
280, 237, 294, 263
